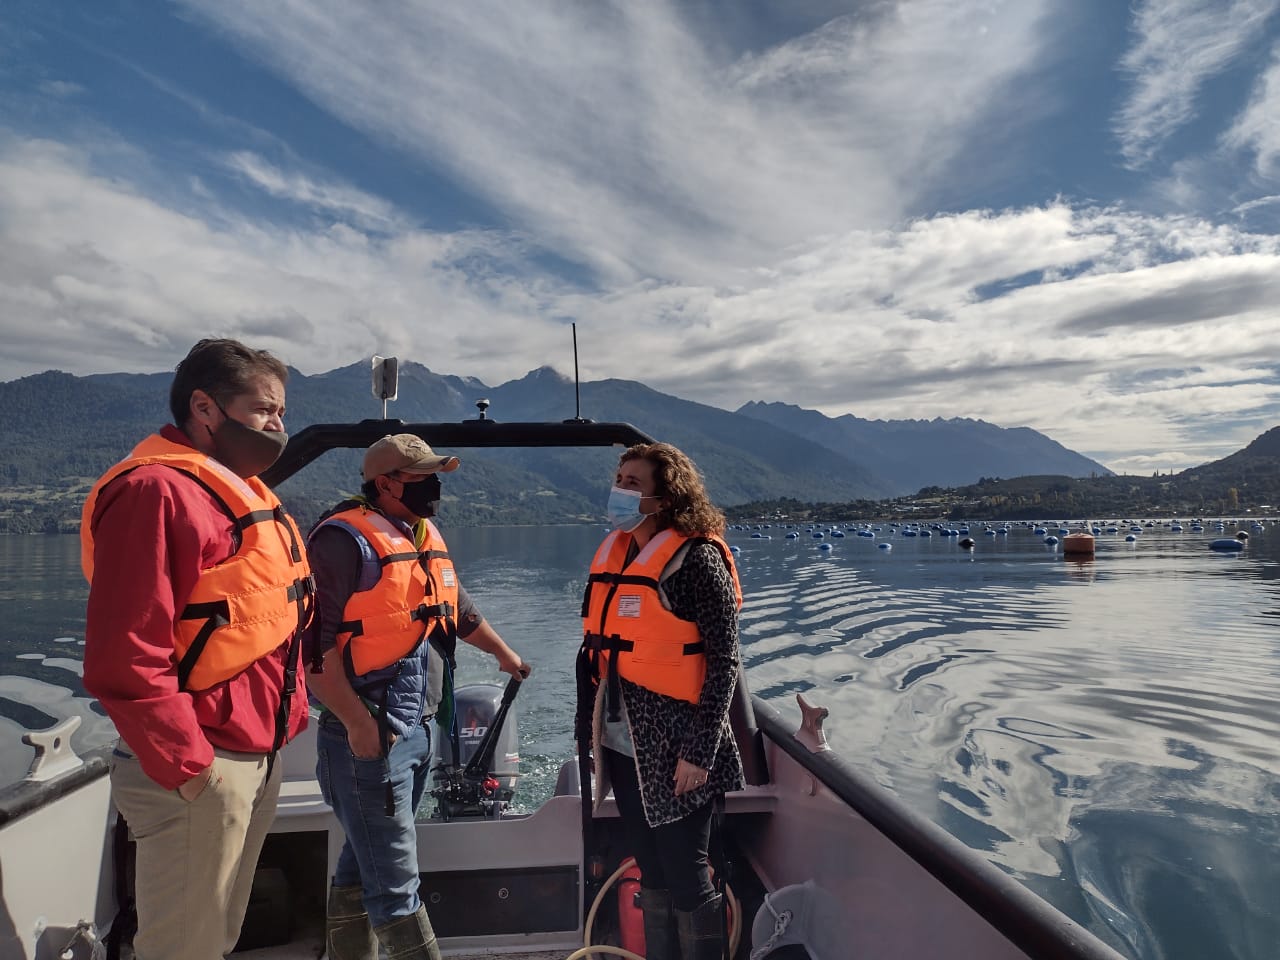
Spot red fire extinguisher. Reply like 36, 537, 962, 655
616, 860, 646, 956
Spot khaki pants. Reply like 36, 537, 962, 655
109, 746, 281, 960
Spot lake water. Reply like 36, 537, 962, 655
2, 521, 1279, 960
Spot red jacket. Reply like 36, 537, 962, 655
82, 425, 309, 790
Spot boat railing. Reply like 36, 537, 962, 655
261, 418, 656, 486
0, 717, 111, 827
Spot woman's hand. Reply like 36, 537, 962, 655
673, 758, 709, 796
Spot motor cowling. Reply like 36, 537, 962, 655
431, 682, 520, 819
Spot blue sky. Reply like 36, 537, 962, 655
3, 1, 1280, 474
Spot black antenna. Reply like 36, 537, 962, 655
572, 322, 582, 420
560, 322, 592, 425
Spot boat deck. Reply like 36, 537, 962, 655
238, 939, 579, 959
235, 923, 578, 960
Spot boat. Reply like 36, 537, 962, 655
0, 374, 1130, 960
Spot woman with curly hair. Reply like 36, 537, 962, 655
578, 442, 744, 960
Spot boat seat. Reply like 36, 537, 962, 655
271, 718, 337, 833
272, 776, 335, 833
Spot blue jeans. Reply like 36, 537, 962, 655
317, 714, 433, 928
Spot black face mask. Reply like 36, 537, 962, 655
397, 474, 442, 518
206, 406, 288, 479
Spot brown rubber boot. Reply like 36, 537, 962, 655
675, 894, 725, 960
372, 904, 442, 960
325, 883, 376, 960
638, 886, 679, 960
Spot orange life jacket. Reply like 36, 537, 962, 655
582, 528, 742, 703
317, 507, 458, 677
81, 434, 314, 691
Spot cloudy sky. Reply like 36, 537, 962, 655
3, 1, 1280, 473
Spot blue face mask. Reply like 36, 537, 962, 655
607, 485, 650, 532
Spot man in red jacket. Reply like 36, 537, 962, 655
82, 338, 313, 960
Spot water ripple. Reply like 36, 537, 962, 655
731, 525, 1280, 959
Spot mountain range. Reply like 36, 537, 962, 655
2, 360, 1115, 531
736, 401, 1108, 492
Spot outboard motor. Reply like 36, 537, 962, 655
431, 677, 522, 820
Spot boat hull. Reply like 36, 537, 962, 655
0, 698, 1127, 960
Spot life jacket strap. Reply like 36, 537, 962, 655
582, 632, 705, 720
582, 633, 704, 657
585, 571, 659, 589
340, 600, 450, 652
234, 505, 304, 563
279, 506, 304, 562
235, 508, 277, 529
413, 601, 455, 622
375, 662, 404, 816
581, 633, 629, 722
176, 599, 232, 691
287, 574, 316, 631
177, 566, 311, 691
379, 550, 421, 566
582, 632, 632, 654
267, 622, 306, 782
427, 619, 459, 671
582, 572, 661, 618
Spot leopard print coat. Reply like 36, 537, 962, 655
580, 539, 745, 826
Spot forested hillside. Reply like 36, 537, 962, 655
4, 362, 1229, 534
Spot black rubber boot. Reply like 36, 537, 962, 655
325, 883, 376, 960
639, 886, 679, 960
372, 904, 442, 960
676, 894, 725, 960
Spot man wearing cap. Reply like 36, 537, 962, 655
305, 434, 530, 960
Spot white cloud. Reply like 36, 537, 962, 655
535, 205, 1280, 469
1232, 192, 1280, 214
172, 0, 1057, 284
1115, 0, 1280, 169
4, 3, 1280, 474
3, 135, 1279, 472
1222, 43, 1280, 175
37, 80, 84, 98
222, 152, 404, 232
0, 137, 566, 382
